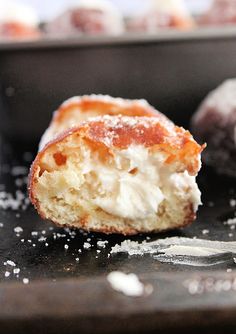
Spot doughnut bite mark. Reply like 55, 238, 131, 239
30, 116, 204, 235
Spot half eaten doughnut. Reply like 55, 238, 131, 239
30, 115, 204, 235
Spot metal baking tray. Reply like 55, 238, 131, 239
1, 27, 236, 142
1, 28, 236, 334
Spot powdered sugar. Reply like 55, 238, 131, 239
23, 278, 29, 284
0, 190, 30, 211
107, 271, 153, 297
224, 217, 236, 226
183, 276, 236, 295
111, 237, 236, 266
97, 240, 108, 248
62, 94, 152, 111
14, 226, 23, 233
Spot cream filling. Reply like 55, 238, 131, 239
91, 146, 201, 219
37, 145, 201, 220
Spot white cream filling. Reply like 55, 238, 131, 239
83, 145, 201, 219
38, 145, 201, 221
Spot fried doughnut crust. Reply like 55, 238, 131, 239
39, 95, 170, 150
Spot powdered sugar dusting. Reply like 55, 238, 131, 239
62, 94, 152, 111
183, 276, 236, 295
158, 245, 226, 257
111, 237, 236, 266
0, 190, 30, 211
224, 217, 236, 226
85, 114, 187, 151
107, 271, 153, 297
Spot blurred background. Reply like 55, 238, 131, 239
1, 0, 236, 142
3, 0, 212, 20
1, 0, 235, 41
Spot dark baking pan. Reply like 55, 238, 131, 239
1, 28, 236, 334
1, 135, 236, 334
1, 27, 236, 142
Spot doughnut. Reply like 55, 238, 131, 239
198, 0, 236, 26
0, 2, 40, 39
46, 0, 124, 36
30, 114, 204, 235
126, 0, 194, 33
191, 79, 236, 177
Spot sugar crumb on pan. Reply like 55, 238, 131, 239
107, 271, 153, 297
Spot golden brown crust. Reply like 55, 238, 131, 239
29, 198, 196, 236
32, 115, 204, 178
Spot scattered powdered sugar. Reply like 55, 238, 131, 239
111, 239, 148, 256
154, 247, 233, 267
4, 271, 10, 278
5, 260, 16, 267
14, 226, 23, 233
107, 271, 153, 297
0, 161, 30, 212
111, 237, 236, 266
83, 242, 91, 249
97, 240, 108, 248
158, 245, 226, 257
13, 268, 20, 274
230, 199, 236, 207
23, 278, 29, 284
0, 190, 30, 210
3, 259, 21, 278
183, 276, 236, 295
224, 218, 236, 226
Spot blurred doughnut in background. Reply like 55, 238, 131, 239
0, 0, 40, 39
1, 0, 236, 41
126, 0, 195, 33
45, 0, 124, 37
198, 0, 236, 26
